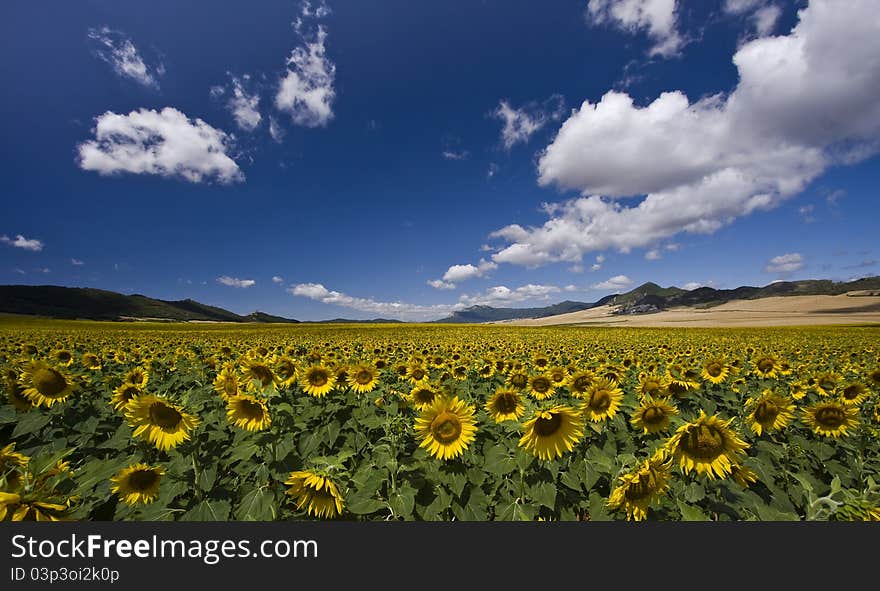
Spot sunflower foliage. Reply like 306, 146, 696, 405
1, 320, 879, 521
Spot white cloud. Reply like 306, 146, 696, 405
289, 283, 460, 321
586, 0, 683, 58
71, 258, 84, 266
213, 74, 261, 132
645, 249, 662, 260
88, 27, 163, 88
826, 189, 845, 206
591, 275, 633, 290
13, 268, 25, 275
217, 275, 256, 288
590, 263, 602, 271
494, 0, 880, 268
682, 281, 703, 290
798, 204, 815, 223
493, 96, 565, 150
723, 0, 764, 14
275, 24, 336, 127
664, 243, 680, 251
458, 284, 561, 307
1, 234, 44, 252
753, 4, 782, 37
427, 280, 456, 290
487, 163, 499, 179
269, 117, 286, 143
765, 253, 805, 276
272, 275, 284, 284
77, 108, 243, 183
564, 284, 579, 292
442, 150, 469, 161
37, 268, 50, 274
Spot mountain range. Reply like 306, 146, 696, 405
1, 277, 878, 324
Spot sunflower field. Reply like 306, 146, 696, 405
1, 318, 879, 522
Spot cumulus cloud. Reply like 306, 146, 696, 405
724, 1, 782, 38
492, 1, 880, 268
275, 14, 336, 128
88, 27, 164, 89
77, 108, 243, 183
492, 96, 565, 150
458, 284, 561, 307
591, 275, 633, 290
442, 150, 469, 161
217, 275, 256, 288
427, 279, 456, 290
1, 234, 44, 252
586, 0, 683, 58
645, 249, 662, 260
764, 253, 805, 276
71, 258, 84, 266
289, 283, 459, 321
212, 74, 261, 131
272, 275, 284, 284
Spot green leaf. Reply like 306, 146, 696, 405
0, 405, 17, 424
753, 503, 801, 521
11, 411, 52, 438
676, 500, 710, 521
530, 481, 557, 510
235, 487, 277, 521
197, 465, 217, 492
389, 484, 417, 519
182, 500, 231, 521
559, 469, 583, 492
587, 492, 612, 521
684, 482, 705, 503
346, 497, 387, 515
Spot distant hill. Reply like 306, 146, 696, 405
243, 311, 300, 324
0, 285, 297, 323
432, 276, 880, 323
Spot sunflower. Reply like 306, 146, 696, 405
701, 357, 730, 384
637, 373, 668, 398
212, 364, 241, 400
226, 394, 272, 431
527, 374, 556, 400
567, 370, 596, 398
665, 411, 749, 479
122, 367, 149, 389
125, 394, 200, 451
507, 370, 530, 390
518, 405, 584, 461
285, 470, 344, 519
730, 464, 759, 488
18, 360, 78, 407
839, 382, 869, 406
0, 443, 29, 490
0, 494, 68, 521
240, 358, 278, 393
347, 364, 380, 393
275, 355, 299, 388
546, 366, 569, 388
752, 354, 781, 379
607, 451, 672, 521
299, 364, 336, 398
415, 396, 478, 461
409, 384, 440, 410
868, 367, 880, 390
485, 387, 525, 423
81, 353, 102, 370
814, 372, 842, 396
111, 382, 143, 412
51, 349, 73, 367
4, 378, 34, 412
801, 401, 859, 438
745, 390, 796, 436
631, 397, 678, 434
406, 363, 430, 385
110, 463, 165, 505
665, 364, 700, 397
581, 378, 623, 423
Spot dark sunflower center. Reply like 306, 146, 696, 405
130, 372, 145, 384
550, 371, 566, 383
815, 406, 845, 428
251, 365, 273, 385
411, 369, 426, 381
413, 388, 435, 404
128, 469, 160, 491
589, 390, 612, 412
534, 413, 562, 437
511, 374, 528, 388
572, 376, 592, 392
642, 406, 667, 425
355, 370, 373, 384
120, 386, 139, 401
532, 377, 551, 393
256, 347, 268, 357
149, 402, 183, 429
308, 369, 328, 386
624, 478, 656, 502
682, 424, 725, 460
493, 393, 518, 414
236, 399, 265, 420
667, 383, 688, 396
33, 368, 68, 397
84, 355, 99, 366
279, 362, 296, 379
535, 359, 549, 368
819, 378, 836, 391
706, 363, 723, 377
431, 411, 462, 444
57, 351, 71, 362
754, 401, 778, 425
842, 385, 861, 400
223, 377, 238, 396
757, 358, 775, 373
643, 380, 661, 393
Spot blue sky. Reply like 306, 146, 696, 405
1, 0, 878, 320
